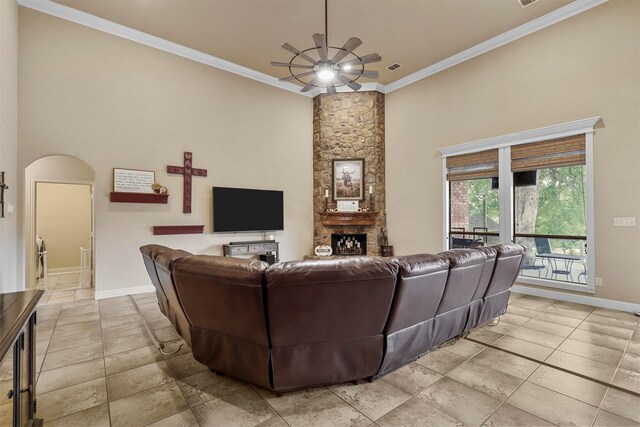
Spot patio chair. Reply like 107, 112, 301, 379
520, 248, 547, 277
535, 237, 575, 280
521, 258, 547, 277
534, 237, 552, 255
578, 264, 587, 283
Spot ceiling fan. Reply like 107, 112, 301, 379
271, 0, 382, 94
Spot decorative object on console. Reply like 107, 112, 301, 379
333, 158, 364, 201
379, 227, 389, 246
379, 227, 393, 256
337, 200, 359, 212
0, 171, 8, 218
380, 245, 394, 257
314, 244, 333, 257
151, 182, 168, 195
270, 0, 382, 94
167, 152, 208, 214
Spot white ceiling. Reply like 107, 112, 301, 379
24, 0, 602, 93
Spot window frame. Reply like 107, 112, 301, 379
441, 117, 600, 294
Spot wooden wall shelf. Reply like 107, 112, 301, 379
110, 192, 168, 204
153, 225, 204, 235
320, 211, 378, 226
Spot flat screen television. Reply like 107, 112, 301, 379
212, 186, 284, 232
491, 171, 537, 189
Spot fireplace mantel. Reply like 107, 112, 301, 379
320, 211, 378, 227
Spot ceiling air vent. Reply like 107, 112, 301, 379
518, 0, 538, 7
387, 63, 402, 71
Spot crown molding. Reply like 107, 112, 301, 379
17, 0, 307, 96
439, 116, 602, 157
385, 0, 608, 93
307, 82, 386, 98
18, 0, 606, 97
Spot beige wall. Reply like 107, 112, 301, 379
386, 1, 640, 303
0, 0, 19, 292
18, 8, 313, 292
36, 183, 92, 269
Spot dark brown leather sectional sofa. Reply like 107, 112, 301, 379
140, 243, 524, 393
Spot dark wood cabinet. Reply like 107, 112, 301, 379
0, 290, 44, 427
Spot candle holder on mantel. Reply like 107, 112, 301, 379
369, 192, 375, 212
323, 189, 330, 212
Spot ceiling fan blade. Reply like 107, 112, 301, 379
279, 71, 315, 82
271, 62, 314, 69
326, 84, 337, 95
331, 37, 362, 63
339, 53, 382, 68
342, 69, 379, 79
282, 43, 317, 64
312, 33, 328, 61
336, 73, 362, 91
300, 76, 321, 92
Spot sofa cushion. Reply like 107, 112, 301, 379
266, 256, 398, 347
384, 254, 450, 333
172, 255, 270, 346
435, 249, 486, 314
471, 246, 498, 301
484, 243, 525, 297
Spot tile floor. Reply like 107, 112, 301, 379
1, 291, 638, 426
37, 271, 95, 305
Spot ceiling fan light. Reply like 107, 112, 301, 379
341, 64, 352, 71
317, 67, 335, 80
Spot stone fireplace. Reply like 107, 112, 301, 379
331, 233, 367, 256
312, 91, 386, 256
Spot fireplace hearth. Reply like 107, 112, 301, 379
331, 233, 367, 256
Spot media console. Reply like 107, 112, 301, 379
223, 240, 279, 264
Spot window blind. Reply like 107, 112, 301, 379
446, 149, 499, 181
511, 134, 585, 172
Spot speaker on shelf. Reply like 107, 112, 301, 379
260, 254, 276, 265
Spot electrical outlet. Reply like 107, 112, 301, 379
596, 277, 604, 287
614, 217, 636, 227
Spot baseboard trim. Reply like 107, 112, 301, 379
48, 267, 81, 274
511, 284, 640, 313
95, 284, 155, 300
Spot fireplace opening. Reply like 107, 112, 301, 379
331, 233, 367, 256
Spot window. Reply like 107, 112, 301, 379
442, 118, 598, 293
512, 134, 587, 285
446, 149, 500, 248
514, 166, 587, 284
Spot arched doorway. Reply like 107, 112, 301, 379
24, 155, 95, 294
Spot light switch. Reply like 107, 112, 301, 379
613, 217, 636, 227
6, 204, 14, 214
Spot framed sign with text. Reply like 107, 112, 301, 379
113, 168, 155, 193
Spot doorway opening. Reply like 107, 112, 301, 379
24, 155, 95, 303
35, 182, 93, 302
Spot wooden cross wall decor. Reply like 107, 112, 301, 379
0, 171, 8, 219
167, 152, 208, 214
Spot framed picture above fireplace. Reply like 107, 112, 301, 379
332, 158, 364, 201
